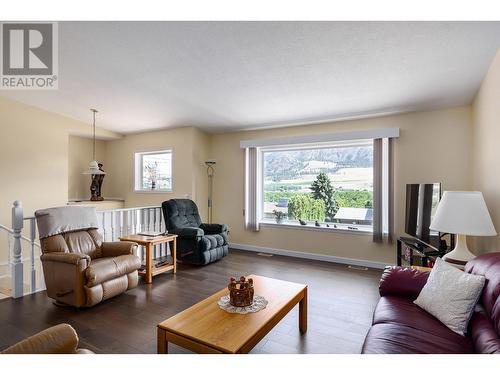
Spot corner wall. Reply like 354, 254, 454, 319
472, 50, 500, 253
0, 96, 119, 226
104, 127, 211, 220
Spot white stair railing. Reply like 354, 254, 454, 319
96, 206, 167, 264
1, 201, 165, 298
0, 201, 41, 298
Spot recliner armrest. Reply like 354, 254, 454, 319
379, 266, 430, 299
41, 252, 90, 266
101, 241, 138, 257
200, 223, 228, 234
1, 324, 81, 354
171, 227, 204, 238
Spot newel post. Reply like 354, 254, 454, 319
11, 200, 24, 298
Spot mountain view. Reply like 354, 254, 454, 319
264, 145, 373, 182
263, 145, 374, 223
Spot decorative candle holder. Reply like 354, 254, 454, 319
228, 276, 254, 307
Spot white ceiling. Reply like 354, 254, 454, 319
2, 21, 500, 134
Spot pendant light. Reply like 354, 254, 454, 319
82, 108, 106, 175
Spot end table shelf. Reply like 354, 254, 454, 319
119, 234, 178, 284
397, 236, 447, 268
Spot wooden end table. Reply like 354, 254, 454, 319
119, 234, 177, 284
157, 275, 307, 354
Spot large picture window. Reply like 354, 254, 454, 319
261, 140, 373, 232
134, 150, 172, 192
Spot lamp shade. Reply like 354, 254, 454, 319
430, 191, 496, 236
82, 160, 106, 175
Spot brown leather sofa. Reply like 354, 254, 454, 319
35, 206, 141, 307
1, 324, 93, 354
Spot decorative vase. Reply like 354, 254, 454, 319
275, 217, 283, 224
151, 180, 156, 190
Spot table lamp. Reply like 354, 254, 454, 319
430, 191, 497, 267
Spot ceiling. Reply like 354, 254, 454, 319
2, 21, 500, 134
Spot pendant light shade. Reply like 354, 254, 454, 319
82, 160, 105, 175
82, 109, 106, 175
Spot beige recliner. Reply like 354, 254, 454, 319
1, 324, 93, 354
35, 206, 141, 307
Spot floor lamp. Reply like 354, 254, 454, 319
205, 160, 216, 223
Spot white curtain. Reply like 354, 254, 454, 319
373, 138, 394, 243
244, 147, 260, 231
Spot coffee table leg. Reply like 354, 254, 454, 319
299, 287, 307, 334
157, 327, 168, 354
145, 243, 153, 284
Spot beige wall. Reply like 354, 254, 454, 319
68, 135, 108, 200
472, 50, 500, 253
0, 96, 119, 227
0, 96, 120, 268
105, 126, 211, 221
211, 106, 473, 265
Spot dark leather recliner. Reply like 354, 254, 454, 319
162, 199, 229, 265
361, 252, 500, 354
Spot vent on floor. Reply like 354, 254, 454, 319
347, 265, 368, 271
257, 252, 274, 257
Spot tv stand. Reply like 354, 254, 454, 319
397, 236, 447, 267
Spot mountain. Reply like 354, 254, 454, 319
264, 146, 372, 182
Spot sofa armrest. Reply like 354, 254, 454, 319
101, 241, 138, 257
41, 252, 90, 265
1, 324, 80, 354
200, 223, 228, 234
379, 266, 430, 299
171, 227, 204, 238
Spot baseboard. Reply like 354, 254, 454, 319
229, 243, 389, 270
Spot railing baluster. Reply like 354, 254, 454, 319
30, 218, 36, 293
111, 211, 116, 241
11, 201, 24, 298
102, 212, 107, 241
119, 211, 124, 238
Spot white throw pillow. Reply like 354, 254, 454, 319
413, 257, 485, 336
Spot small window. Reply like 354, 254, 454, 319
134, 150, 172, 192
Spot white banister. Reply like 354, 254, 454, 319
28, 217, 36, 293
11, 200, 24, 298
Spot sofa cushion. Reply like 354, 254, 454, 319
373, 296, 473, 347
203, 234, 226, 248
162, 199, 202, 230
465, 253, 500, 336
63, 231, 100, 258
470, 307, 500, 354
362, 322, 474, 354
86, 255, 141, 287
379, 266, 429, 299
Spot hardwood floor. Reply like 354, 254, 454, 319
0, 249, 382, 354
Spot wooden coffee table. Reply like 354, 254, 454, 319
118, 234, 177, 284
157, 275, 307, 354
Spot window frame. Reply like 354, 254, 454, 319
258, 139, 375, 233
134, 149, 173, 193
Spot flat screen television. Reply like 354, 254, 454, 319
405, 183, 441, 249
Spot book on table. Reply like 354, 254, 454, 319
136, 231, 167, 237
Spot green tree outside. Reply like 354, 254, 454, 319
288, 194, 325, 221
310, 172, 337, 219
